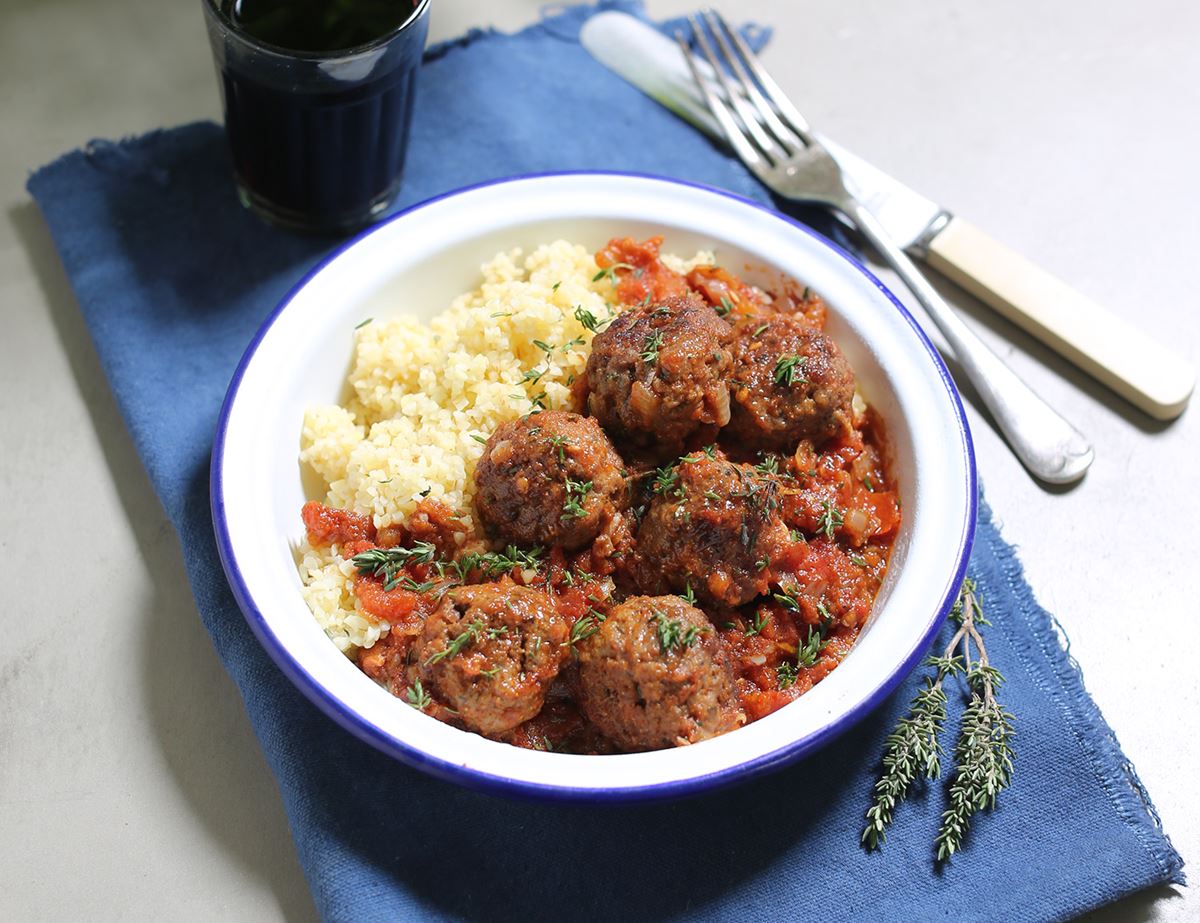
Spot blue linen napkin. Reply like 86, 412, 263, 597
27, 2, 1183, 920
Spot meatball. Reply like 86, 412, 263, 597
576, 595, 742, 750
474, 411, 627, 550
586, 297, 733, 457
726, 315, 855, 451
416, 583, 569, 737
636, 455, 787, 608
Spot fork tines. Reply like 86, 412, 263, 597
676, 10, 813, 168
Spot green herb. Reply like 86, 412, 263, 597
552, 281, 562, 292
480, 666, 501, 679
862, 578, 1014, 861
561, 337, 585, 352
678, 583, 697, 605
773, 354, 808, 386
716, 295, 735, 317
776, 660, 799, 689
351, 543, 438, 591
355, 317, 373, 329
592, 261, 636, 284
404, 679, 432, 710
425, 619, 483, 665
399, 577, 438, 594
818, 500, 844, 539
652, 609, 701, 654
470, 434, 488, 445
491, 311, 512, 318
704, 489, 721, 502
454, 545, 544, 579
639, 331, 664, 364
533, 339, 555, 354
522, 367, 546, 384
548, 434, 570, 464
570, 615, 599, 646
561, 477, 593, 521
651, 465, 684, 501
573, 304, 609, 333
864, 475, 875, 491
756, 454, 780, 475
796, 625, 828, 667
745, 611, 769, 637
850, 553, 868, 567
528, 392, 548, 411
755, 557, 769, 571
789, 529, 806, 543
701, 444, 717, 459
419, 487, 432, 498
773, 586, 801, 612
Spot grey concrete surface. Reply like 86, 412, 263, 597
1, 1, 1195, 920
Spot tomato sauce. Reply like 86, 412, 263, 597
300, 238, 900, 753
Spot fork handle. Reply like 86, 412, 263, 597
924, 217, 1195, 421
843, 199, 1095, 484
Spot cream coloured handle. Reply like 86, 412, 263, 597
924, 217, 1194, 421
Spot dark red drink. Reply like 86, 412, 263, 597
203, 0, 430, 234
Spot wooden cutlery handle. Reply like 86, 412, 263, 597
925, 217, 1194, 420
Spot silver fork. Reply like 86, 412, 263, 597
678, 11, 1094, 485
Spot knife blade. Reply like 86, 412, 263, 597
580, 11, 1195, 420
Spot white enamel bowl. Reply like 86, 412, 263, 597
212, 172, 976, 801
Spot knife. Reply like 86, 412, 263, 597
581, 11, 1194, 421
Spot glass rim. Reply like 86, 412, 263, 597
203, 0, 432, 62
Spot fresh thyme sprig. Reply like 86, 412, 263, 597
652, 609, 701, 654
351, 543, 437, 591
640, 331, 664, 364
935, 581, 1015, 860
861, 578, 1015, 860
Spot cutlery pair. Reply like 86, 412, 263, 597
582, 11, 1196, 485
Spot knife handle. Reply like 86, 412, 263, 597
924, 217, 1194, 420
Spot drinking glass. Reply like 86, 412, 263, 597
202, 0, 431, 234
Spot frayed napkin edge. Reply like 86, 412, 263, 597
979, 495, 1185, 893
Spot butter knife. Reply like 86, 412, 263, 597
581, 11, 1194, 421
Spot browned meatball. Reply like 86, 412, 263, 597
636, 455, 787, 608
726, 315, 855, 451
586, 297, 733, 457
576, 596, 742, 750
416, 583, 569, 737
474, 411, 627, 550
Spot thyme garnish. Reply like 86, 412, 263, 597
716, 295, 735, 317
351, 543, 437, 591
592, 262, 636, 284
573, 304, 609, 333
862, 578, 1015, 861
652, 609, 701, 654
561, 477, 593, 521
425, 619, 483, 665
548, 434, 570, 464
569, 615, 599, 647
404, 679, 432, 710
818, 500, 844, 539
640, 331, 664, 364
774, 354, 808, 386
451, 545, 544, 579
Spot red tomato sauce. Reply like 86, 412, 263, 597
299, 238, 900, 753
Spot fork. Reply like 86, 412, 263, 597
678, 11, 1094, 485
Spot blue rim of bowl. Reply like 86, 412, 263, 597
210, 170, 977, 803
